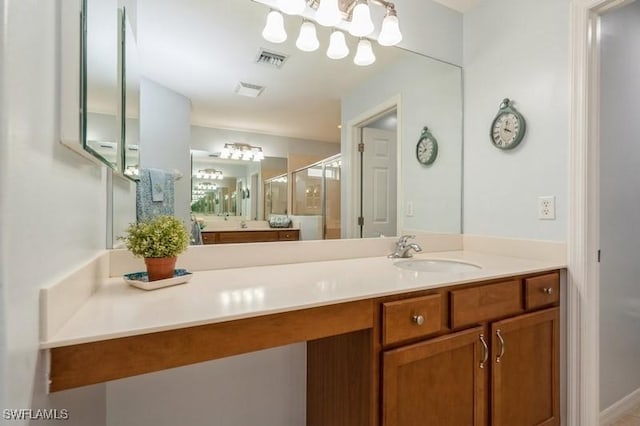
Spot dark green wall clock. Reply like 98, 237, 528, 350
490, 98, 526, 150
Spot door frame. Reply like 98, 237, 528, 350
344, 95, 402, 239
569, 0, 633, 424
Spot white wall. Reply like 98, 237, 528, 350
599, 1, 640, 411
463, 0, 569, 241
341, 53, 463, 235
140, 77, 192, 224
0, 0, 107, 424
106, 345, 306, 426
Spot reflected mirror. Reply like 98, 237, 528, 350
111, 0, 463, 245
122, 8, 141, 180
83, 0, 120, 169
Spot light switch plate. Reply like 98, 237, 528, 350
406, 201, 414, 217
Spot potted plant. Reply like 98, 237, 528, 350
121, 215, 190, 281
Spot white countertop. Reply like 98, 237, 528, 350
40, 250, 565, 349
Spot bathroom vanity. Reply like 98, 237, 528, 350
41, 250, 562, 426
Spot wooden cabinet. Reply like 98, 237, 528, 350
201, 229, 299, 244
379, 272, 561, 426
491, 308, 560, 426
383, 326, 487, 426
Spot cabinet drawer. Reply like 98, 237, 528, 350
383, 294, 442, 346
450, 280, 523, 329
201, 232, 216, 244
278, 230, 299, 241
525, 272, 560, 309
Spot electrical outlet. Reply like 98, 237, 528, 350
406, 201, 414, 217
538, 196, 556, 220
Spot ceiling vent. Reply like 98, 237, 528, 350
235, 82, 265, 98
255, 48, 289, 69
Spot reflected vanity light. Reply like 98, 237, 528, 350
327, 30, 349, 59
278, 0, 306, 15
349, 0, 374, 37
194, 168, 224, 180
261, 0, 401, 64
220, 143, 265, 162
296, 20, 320, 52
262, 10, 287, 43
354, 38, 376, 66
315, 0, 341, 27
378, 6, 402, 46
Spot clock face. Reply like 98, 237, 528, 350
416, 136, 437, 165
492, 112, 522, 148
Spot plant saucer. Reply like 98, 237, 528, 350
124, 268, 193, 291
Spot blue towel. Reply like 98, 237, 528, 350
190, 218, 203, 245
136, 168, 175, 222
149, 169, 166, 202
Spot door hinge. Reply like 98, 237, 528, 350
358, 143, 365, 153
597, 249, 601, 263
357, 216, 364, 226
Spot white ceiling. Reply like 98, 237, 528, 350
432, 0, 481, 13
136, 0, 411, 143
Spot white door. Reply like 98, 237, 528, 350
361, 128, 397, 238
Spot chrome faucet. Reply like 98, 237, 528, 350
388, 235, 423, 259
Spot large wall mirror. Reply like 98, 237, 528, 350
109, 0, 463, 244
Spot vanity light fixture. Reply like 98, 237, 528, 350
219, 143, 265, 162
260, 0, 402, 65
193, 169, 224, 180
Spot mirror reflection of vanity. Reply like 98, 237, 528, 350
69, 0, 463, 247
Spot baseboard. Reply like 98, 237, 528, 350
600, 387, 640, 425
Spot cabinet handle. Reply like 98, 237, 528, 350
479, 334, 489, 369
496, 329, 505, 363
543, 287, 554, 295
412, 314, 425, 326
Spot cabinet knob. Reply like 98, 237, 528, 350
543, 287, 554, 295
412, 314, 425, 326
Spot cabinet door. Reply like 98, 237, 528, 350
383, 326, 488, 426
491, 307, 560, 426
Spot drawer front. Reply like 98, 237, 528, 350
201, 232, 216, 245
450, 280, 523, 329
278, 230, 299, 241
383, 294, 442, 346
217, 231, 279, 244
525, 272, 560, 309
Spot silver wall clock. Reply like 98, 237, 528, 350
490, 98, 526, 150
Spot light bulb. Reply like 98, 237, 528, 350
326, 30, 349, 60
262, 10, 287, 43
349, 0, 374, 37
296, 21, 319, 52
378, 9, 402, 46
278, 0, 305, 15
354, 38, 375, 66
315, 0, 341, 27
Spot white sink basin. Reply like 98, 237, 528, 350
394, 259, 481, 273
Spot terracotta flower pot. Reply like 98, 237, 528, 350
144, 256, 177, 281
